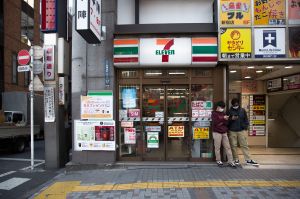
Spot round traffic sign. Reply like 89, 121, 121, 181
18, 50, 31, 65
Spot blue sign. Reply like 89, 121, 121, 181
263, 30, 276, 48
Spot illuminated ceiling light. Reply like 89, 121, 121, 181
256, 70, 263, 73
266, 66, 274, 69
230, 70, 237, 73
247, 66, 255, 69
168, 72, 185, 75
284, 66, 293, 69
145, 72, 162, 75
244, 76, 251, 79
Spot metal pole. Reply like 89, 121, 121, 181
30, 48, 34, 170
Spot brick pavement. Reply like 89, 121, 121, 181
32, 165, 300, 199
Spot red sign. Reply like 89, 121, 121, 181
17, 50, 30, 65
128, 109, 140, 117
41, 0, 57, 32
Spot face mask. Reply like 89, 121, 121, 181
218, 108, 224, 112
233, 106, 239, 109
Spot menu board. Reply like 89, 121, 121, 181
249, 95, 266, 136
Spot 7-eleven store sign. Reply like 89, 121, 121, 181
139, 38, 191, 66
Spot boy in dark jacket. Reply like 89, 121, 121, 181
212, 101, 236, 167
227, 98, 259, 166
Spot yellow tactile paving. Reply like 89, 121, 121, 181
34, 180, 300, 198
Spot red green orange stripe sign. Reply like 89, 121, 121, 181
192, 37, 218, 65
114, 39, 139, 65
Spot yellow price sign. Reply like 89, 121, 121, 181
193, 127, 209, 140
253, 105, 265, 110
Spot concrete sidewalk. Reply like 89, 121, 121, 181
31, 164, 300, 199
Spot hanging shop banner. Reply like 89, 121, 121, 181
147, 132, 159, 148
44, 45, 55, 81
283, 74, 300, 90
254, 0, 286, 25
114, 39, 139, 66
81, 91, 113, 120
249, 95, 266, 136
76, 0, 101, 43
44, 86, 55, 122
289, 27, 300, 58
193, 127, 210, 140
267, 78, 282, 92
74, 120, 115, 151
168, 126, 184, 137
219, 0, 251, 26
121, 87, 137, 109
124, 128, 136, 144
288, 0, 300, 24
220, 28, 252, 59
139, 38, 191, 66
145, 126, 161, 132
254, 28, 286, 58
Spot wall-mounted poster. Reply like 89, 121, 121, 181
289, 0, 300, 24
220, 0, 251, 26
147, 132, 159, 148
193, 127, 210, 139
168, 126, 184, 137
283, 74, 300, 90
121, 87, 137, 109
254, 0, 286, 25
74, 120, 115, 151
254, 28, 286, 58
289, 27, 300, 58
220, 28, 252, 59
124, 128, 136, 144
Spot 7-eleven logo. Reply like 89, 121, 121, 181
155, 39, 175, 62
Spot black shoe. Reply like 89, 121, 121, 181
216, 161, 223, 167
234, 160, 241, 165
228, 162, 237, 168
246, 160, 259, 166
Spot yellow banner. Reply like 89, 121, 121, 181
220, 28, 252, 59
254, 0, 286, 25
193, 127, 209, 140
220, 0, 251, 26
168, 126, 184, 137
252, 105, 265, 110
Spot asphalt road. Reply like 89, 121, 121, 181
0, 140, 60, 199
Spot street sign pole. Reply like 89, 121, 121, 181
30, 48, 34, 170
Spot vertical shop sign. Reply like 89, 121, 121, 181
220, 0, 251, 26
147, 132, 159, 148
254, 0, 286, 25
254, 28, 286, 58
105, 60, 110, 87
44, 45, 55, 81
288, 0, 300, 24
289, 27, 300, 58
249, 95, 266, 136
220, 28, 252, 59
41, 0, 57, 32
124, 128, 136, 144
44, 86, 55, 122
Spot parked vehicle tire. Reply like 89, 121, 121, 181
14, 138, 26, 153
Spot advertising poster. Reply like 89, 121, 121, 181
74, 120, 115, 151
254, 28, 286, 58
249, 95, 266, 136
283, 74, 300, 90
254, 0, 286, 25
81, 94, 113, 120
220, 28, 252, 59
44, 86, 55, 122
288, 0, 300, 24
220, 0, 251, 26
121, 87, 137, 109
139, 38, 192, 66
168, 126, 184, 137
124, 128, 136, 144
289, 27, 300, 58
267, 78, 282, 92
193, 127, 210, 139
147, 132, 159, 148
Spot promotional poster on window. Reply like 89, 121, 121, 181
74, 120, 115, 151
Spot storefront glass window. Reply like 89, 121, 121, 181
191, 84, 214, 158
118, 85, 141, 158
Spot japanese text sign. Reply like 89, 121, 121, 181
193, 127, 210, 139
220, 28, 252, 59
220, 0, 251, 26
289, 0, 300, 24
168, 126, 184, 137
254, 0, 286, 25
44, 45, 55, 81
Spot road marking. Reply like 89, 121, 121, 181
33, 180, 300, 198
0, 171, 16, 178
0, 177, 30, 190
0, 158, 44, 162
20, 161, 45, 171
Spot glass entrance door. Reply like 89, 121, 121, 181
142, 85, 190, 160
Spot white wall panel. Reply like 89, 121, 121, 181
117, 0, 135, 24
140, 0, 213, 24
